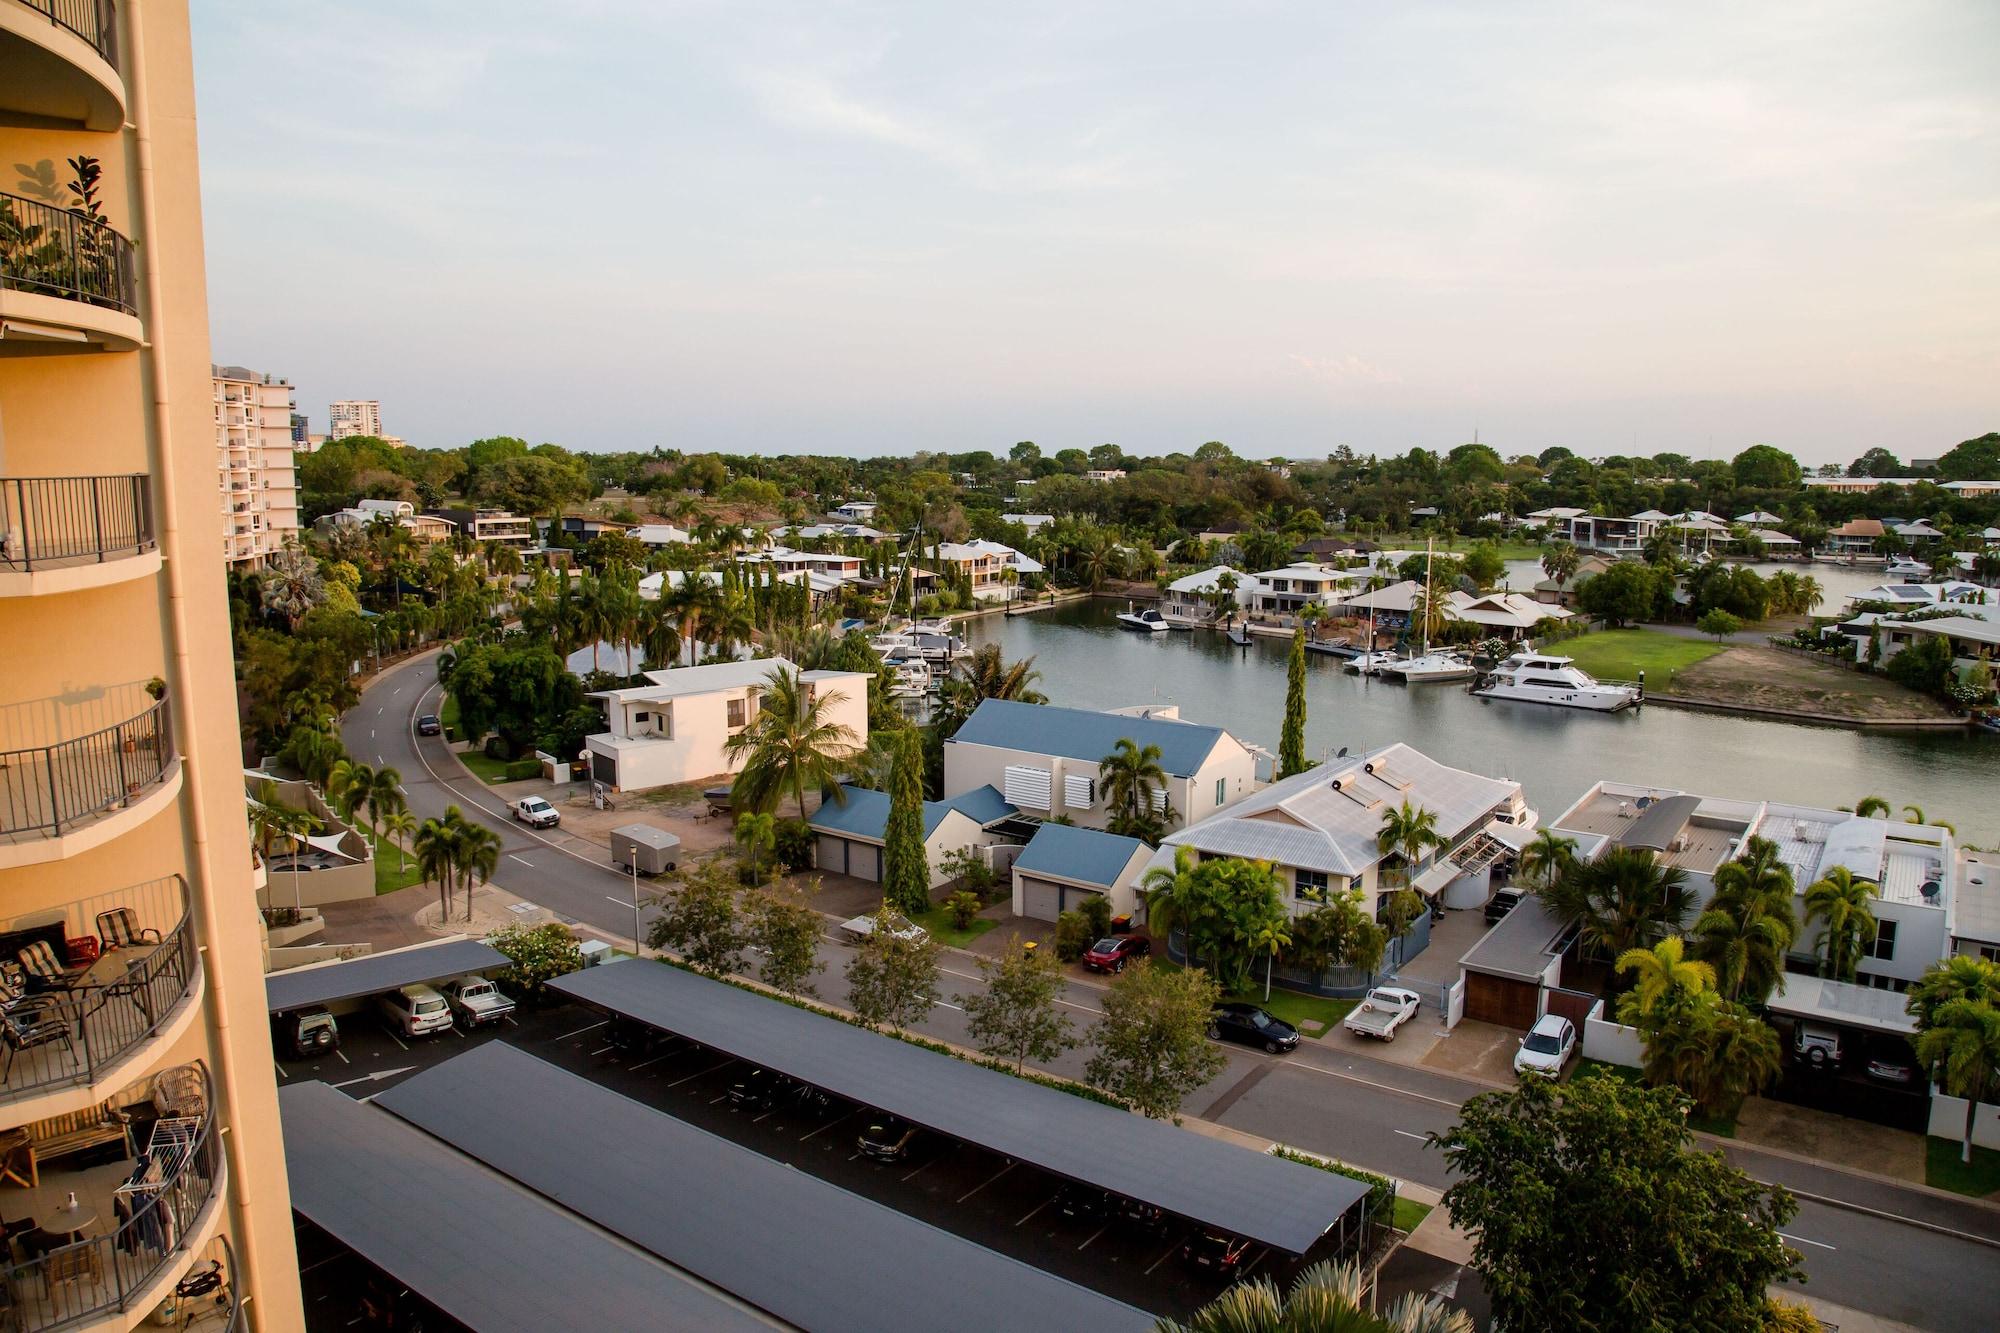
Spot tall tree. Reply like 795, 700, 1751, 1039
749, 887, 826, 998
1099, 737, 1169, 840
1085, 962, 1227, 1122
1543, 847, 1695, 971
1278, 626, 1309, 778
1803, 865, 1878, 981
724, 665, 859, 820
1916, 999, 2000, 1165
1907, 956, 2000, 1030
958, 942, 1077, 1073
881, 727, 931, 917
1376, 800, 1445, 889
733, 811, 776, 884
645, 858, 745, 977
1515, 828, 1577, 892
1614, 937, 1714, 1023
843, 910, 941, 1031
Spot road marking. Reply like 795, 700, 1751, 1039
800, 1109, 858, 1143
1237, 1245, 1271, 1281
331, 1067, 418, 1090
957, 1162, 1014, 1204
1077, 1224, 1107, 1253
1144, 1239, 1181, 1275
334, 1048, 350, 1065
555, 1020, 608, 1041
1014, 1196, 1055, 1228
376, 708, 382, 716
931, 998, 963, 1012
509, 854, 536, 867
666, 1057, 734, 1089
589, 1045, 615, 1056
1779, 1232, 1837, 1251
382, 1029, 408, 1051
901, 1158, 936, 1183
629, 1053, 674, 1072
1393, 1129, 1430, 1141
751, 1109, 775, 1124
273, 1062, 286, 1082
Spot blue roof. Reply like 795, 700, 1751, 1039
1014, 822, 1147, 888
810, 784, 1016, 843
951, 699, 1225, 777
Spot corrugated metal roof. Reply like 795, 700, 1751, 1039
551, 962, 1367, 1253
279, 1082, 770, 1333
1764, 975, 1919, 1036
1013, 822, 1147, 887
1457, 892, 1569, 982
809, 784, 1018, 843
1615, 795, 1701, 851
951, 699, 1225, 777
265, 938, 507, 1013
375, 1044, 1152, 1332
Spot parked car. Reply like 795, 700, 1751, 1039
1055, 1183, 1110, 1222
513, 796, 560, 828
839, 913, 928, 945
1209, 1002, 1299, 1053
378, 983, 453, 1038
272, 1005, 339, 1058
727, 1067, 779, 1113
1865, 1053, 1917, 1087
1181, 1230, 1253, 1275
857, 1115, 919, 1163
1342, 987, 1422, 1042
1793, 1023, 1844, 1073
440, 975, 515, 1029
415, 714, 442, 736
1484, 888, 1524, 926
1082, 936, 1151, 973
1513, 1013, 1577, 1078
1119, 1198, 1169, 1235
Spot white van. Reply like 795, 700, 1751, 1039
378, 983, 453, 1038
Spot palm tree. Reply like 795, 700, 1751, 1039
1099, 738, 1169, 840
1917, 1000, 2000, 1164
1642, 529, 1683, 568
413, 812, 460, 920
1139, 845, 1201, 954
1406, 585, 1450, 646
735, 810, 777, 883
1689, 1002, 1785, 1119
1692, 895, 1793, 1003
1540, 540, 1580, 588
1615, 936, 1714, 1022
724, 665, 860, 820
1803, 865, 1878, 981
663, 574, 725, 665
1542, 847, 1696, 968
1156, 1258, 1472, 1333
359, 765, 405, 854
1908, 956, 2000, 1030
1376, 800, 1444, 891
457, 821, 502, 920
1515, 829, 1577, 892
380, 809, 418, 874
1852, 794, 1892, 819
325, 759, 377, 825
247, 781, 321, 912
638, 601, 683, 676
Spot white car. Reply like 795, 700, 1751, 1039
839, 913, 929, 945
513, 796, 560, 828
378, 983, 453, 1038
1513, 1013, 1577, 1078
1341, 987, 1423, 1042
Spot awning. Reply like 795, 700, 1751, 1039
1413, 860, 1461, 897
1764, 975, 1919, 1037
265, 937, 506, 1013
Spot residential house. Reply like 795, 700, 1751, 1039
1942, 481, 2000, 498
555, 515, 634, 542
1001, 513, 1055, 533
943, 699, 1258, 833
316, 498, 456, 544
1248, 562, 1360, 616
1824, 518, 1887, 556
1011, 823, 1154, 922
809, 784, 1017, 888
832, 500, 878, 521
935, 540, 1042, 600
1532, 553, 1616, 607
1804, 477, 1926, 494
583, 657, 870, 791
1561, 513, 1666, 554
1162, 566, 1256, 623
1084, 469, 1126, 482
633, 523, 693, 546
434, 508, 536, 548
1523, 506, 1587, 533
1446, 591, 1569, 638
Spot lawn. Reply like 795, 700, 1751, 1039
455, 747, 516, 785
368, 831, 426, 895
438, 693, 459, 737
1392, 1197, 1434, 1233
1559, 628, 1725, 689
1925, 1137, 2000, 1198
912, 904, 1000, 949
1143, 955, 1355, 1037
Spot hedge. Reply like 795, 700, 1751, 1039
1271, 1144, 1396, 1228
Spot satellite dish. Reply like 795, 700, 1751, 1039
1336, 747, 1349, 758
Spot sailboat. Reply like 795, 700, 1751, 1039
1382, 539, 1475, 683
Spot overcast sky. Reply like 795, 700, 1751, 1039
191, 2, 1997, 463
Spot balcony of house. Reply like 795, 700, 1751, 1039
0, 476, 158, 598
0, 1062, 228, 1333
0, 191, 140, 351
0, 1, 124, 130
0, 696, 178, 871
0, 876, 200, 1123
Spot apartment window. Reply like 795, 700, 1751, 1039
1978, 945, 2000, 964
1867, 919, 1897, 962
1295, 869, 1329, 901
1215, 777, 1227, 807
726, 699, 746, 728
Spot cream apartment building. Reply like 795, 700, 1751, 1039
212, 365, 299, 567
0, 3, 302, 1327
325, 398, 379, 440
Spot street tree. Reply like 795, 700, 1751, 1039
734, 811, 776, 884
646, 859, 745, 977
750, 886, 826, 999
881, 727, 931, 917
844, 910, 942, 1031
958, 940, 1077, 1073
1278, 627, 1309, 778
1085, 963, 1227, 1121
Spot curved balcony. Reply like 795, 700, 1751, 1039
0, 476, 159, 598
0, 1062, 225, 1332
0, 699, 178, 870
0, 1, 123, 129
0, 191, 140, 351
0, 875, 200, 1120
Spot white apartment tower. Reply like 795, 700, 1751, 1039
327, 398, 381, 439
213, 365, 301, 567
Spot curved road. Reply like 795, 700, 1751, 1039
344, 650, 2000, 1331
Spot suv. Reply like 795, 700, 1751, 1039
378, 983, 453, 1038
1513, 1013, 1577, 1078
273, 1006, 339, 1058
857, 1116, 919, 1163
1484, 888, 1524, 926
1082, 936, 1151, 973
1182, 1230, 1253, 1275
1794, 1023, 1844, 1073
513, 796, 560, 828
415, 714, 442, 736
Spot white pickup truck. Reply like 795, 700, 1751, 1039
839, 913, 929, 945
1341, 987, 1423, 1042
512, 796, 560, 828
440, 975, 516, 1030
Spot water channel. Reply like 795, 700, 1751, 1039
962, 561, 1998, 843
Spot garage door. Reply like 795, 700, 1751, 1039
1464, 972, 1539, 1029
1018, 875, 1063, 922
848, 842, 880, 882
816, 835, 848, 874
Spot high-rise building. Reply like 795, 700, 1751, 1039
326, 398, 380, 440
1, 4, 303, 1329
213, 365, 301, 567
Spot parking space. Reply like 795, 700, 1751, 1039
274, 1001, 588, 1092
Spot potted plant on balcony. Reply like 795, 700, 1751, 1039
144, 676, 167, 702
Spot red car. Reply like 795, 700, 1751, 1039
1082, 936, 1152, 973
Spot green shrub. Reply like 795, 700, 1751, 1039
489, 923, 584, 1004
1078, 894, 1113, 941
1271, 1145, 1396, 1228
773, 817, 815, 871
946, 890, 981, 931
503, 758, 541, 781
1054, 910, 1092, 962
483, 734, 514, 761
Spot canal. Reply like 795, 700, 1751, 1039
962, 575, 1997, 844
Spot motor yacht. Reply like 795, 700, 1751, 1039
1472, 653, 1642, 711
1383, 651, 1477, 684
1116, 607, 1173, 632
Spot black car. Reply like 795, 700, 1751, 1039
1119, 1198, 1169, 1235
415, 714, 442, 736
857, 1116, 919, 1163
1484, 888, 1523, 926
1209, 1002, 1299, 1053
726, 1067, 778, 1112
1182, 1230, 1253, 1275
1055, 1183, 1111, 1223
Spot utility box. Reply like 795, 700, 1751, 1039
610, 824, 681, 876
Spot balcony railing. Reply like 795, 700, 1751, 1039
8, 1, 117, 67
1, 475, 154, 574
3, 1064, 220, 1332
0, 190, 137, 315
0, 698, 174, 841
0, 875, 198, 1105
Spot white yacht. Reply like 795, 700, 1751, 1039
885, 656, 933, 698
1117, 607, 1172, 632
1384, 651, 1477, 684
1884, 557, 1933, 579
1472, 653, 1642, 711
1346, 651, 1404, 675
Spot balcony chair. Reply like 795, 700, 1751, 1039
15, 941, 87, 992
94, 909, 160, 952
1, 1003, 76, 1083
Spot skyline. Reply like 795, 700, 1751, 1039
192, 2, 1998, 462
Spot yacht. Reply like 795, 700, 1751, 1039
1117, 607, 1173, 632
1384, 651, 1477, 684
1346, 651, 1405, 675
885, 656, 933, 699
1473, 653, 1642, 711
1884, 557, 1933, 579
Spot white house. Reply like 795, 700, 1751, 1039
1162, 565, 1256, 622
1001, 513, 1055, 533
832, 500, 878, 521
632, 523, 692, 546
583, 657, 870, 792
1445, 590, 1570, 637
1248, 563, 1360, 616
935, 540, 1043, 600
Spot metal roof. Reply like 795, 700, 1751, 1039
1764, 975, 1919, 1036
810, 784, 1017, 843
265, 938, 507, 1013
1457, 892, 1570, 982
951, 698, 1227, 778
279, 1082, 771, 1333
611, 824, 682, 851
551, 961, 1367, 1253
1014, 822, 1149, 888
1614, 794, 1702, 852
375, 1044, 1151, 1332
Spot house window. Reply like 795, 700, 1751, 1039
1868, 919, 1897, 962
726, 699, 746, 728
633, 711, 649, 724
1295, 869, 1329, 901
1215, 777, 1226, 808
1980, 945, 2000, 964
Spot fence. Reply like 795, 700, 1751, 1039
0, 698, 173, 839
0, 189, 137, 313
0, 475, 154, 571
1163, 911, 1431, 1000
12, 1, 117, 64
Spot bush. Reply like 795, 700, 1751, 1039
1078, 893, 1114, 941
488, 923, 584, 1004
946, 890, 981, 931
503, 758, 541, 781
773, 817, 815, 871
1271, 1145, 1395, 1229
483, 734, 514, 761
1054, 910, 1092, 962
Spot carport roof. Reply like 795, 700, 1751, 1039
278, 1081, 768, 1333
1764, 974, 1919, 1036
810, 783, 1017, 843
551, 960, 1369, 1253
1458, 893, 1570, 982
375, 1043, 1152, 1333
265, 937, 507, 1013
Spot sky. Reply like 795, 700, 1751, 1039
190, 2, 1999, 463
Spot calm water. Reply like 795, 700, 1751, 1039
965, 573, 1998, 844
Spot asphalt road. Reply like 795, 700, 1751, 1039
345, 650, 2000, 1332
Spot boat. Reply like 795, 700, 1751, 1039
1116, 606, 1172, 632
1346, 651, 1404, 675
1472, 653, 1642, 711
1384, 651, 1477, 684
1884, 557, 1933, 579
884, 655, 933, 699
1974, 713, 2000, 735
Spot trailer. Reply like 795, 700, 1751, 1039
610, 824, 682, 876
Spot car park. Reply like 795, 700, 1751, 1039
416, 714, 442, 736
273, 1005, 339, 1058
1181, 1230, 1252, 1276
857, 1115, 919, 1163
1484, 888, 1524, 926
440, 975, 516, 1030
1209, 1002, 1299, 1053
378, 983, 454, 1038
513, 796, 560, 828
1081, 936, 1151, 973
1793, 1022, 1844, 1073
1513, 1013, 1577, 1078
1055, 1182, 1111, 1222
727, 1067, 779, 1113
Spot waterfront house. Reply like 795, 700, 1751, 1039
809, 784, 1017, 889
1163, 565, 1257, 622
584, 657, 871, 791
943, 699, 1260, 833
1446, 591, 1569, 638
1825, 518, 1887, 555
935, 539, 1043, 600
1011, 823, 1154, 922
1248, 562, 1361, 616
1736, 510, 1785, 526
1561, 512, 1666, 554
1524, 506, 1587, 533
1532, 553, 1617, 607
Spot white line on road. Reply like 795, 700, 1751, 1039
957, 1162, 1014, 1204
1393, 1129, 1430, 1141
666, 1057, 735, 1089
382, 1029, 408, 1051
1014, 1196, 1054, 1229
1143, 1239, 1181, 1276
1779, 1232, 1837, 1251
554, 1019, 608, 1042
509, 854, 536, 867
1077, 1224, 1108, 1253
800, 1109, 858, 1143
629, 1053, 674, 1073
900, 1157, 936, 1184
931, 998, 963, 1012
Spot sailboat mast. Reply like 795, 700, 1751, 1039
1421, 537, 1434, 657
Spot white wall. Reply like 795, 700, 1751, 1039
944, 737, 1241, 834
1583, 1012, 1645, 1068
593, 676, 868, 792
1928, 1091, 2000, 1152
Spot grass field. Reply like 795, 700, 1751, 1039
1559, 628, 1725, 689
1392, 1197, 1434, 1233
1926, 1136, 2000, 1197
455, 748, 517, 785
368, 830, 426, 895
912, 904, 1000, 949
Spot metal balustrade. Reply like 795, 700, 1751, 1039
0, 189, 137, 314
7, 1, 117, 66
0, 699, 174, 840
0, 475, 154, 573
